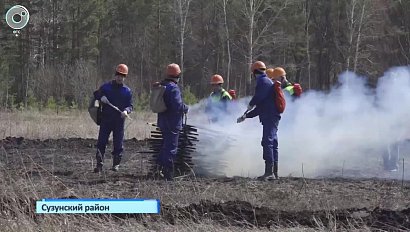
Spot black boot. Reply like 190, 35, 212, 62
94, 150, 104, 173
273, 161, 279, 179
111, 156, 121, 171
94, 165, 103, 173
163, 165, 174, 181
148, 164, 163, 179
257, 162, 273, 180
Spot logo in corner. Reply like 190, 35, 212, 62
5, 5, 30, 30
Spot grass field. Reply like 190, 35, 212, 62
0, 110, 155, 140
0, 111, 409, 231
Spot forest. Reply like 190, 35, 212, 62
0, 0, 409, 110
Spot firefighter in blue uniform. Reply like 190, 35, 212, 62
156, 63, 189, 180
237, 61, 281, 180
93, 64, 133, 173
205, 74, 232, 123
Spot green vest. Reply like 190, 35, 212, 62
284, 85, 294, 96
210, 88, 232, 102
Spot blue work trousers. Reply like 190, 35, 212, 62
261, 121, 279, 164
157, 128, 180, 170
96, 119, 125, 166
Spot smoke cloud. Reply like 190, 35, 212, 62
188, 67, 410, 179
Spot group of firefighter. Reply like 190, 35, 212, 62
91, 61, 306, 181
91, 61, 401, 181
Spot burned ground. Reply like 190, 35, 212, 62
0, 136, 409, 231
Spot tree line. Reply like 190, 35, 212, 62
0, 0, 409, 110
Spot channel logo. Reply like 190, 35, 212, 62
5, 5, 30, 30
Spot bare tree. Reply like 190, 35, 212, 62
345, 0, 370, 73
241, 0, 289, 95
346, 0, 357, 71
353, 1, 366, 73
222, 0, 232, 89
305, 0, 311, 89
175, 0, 192, 87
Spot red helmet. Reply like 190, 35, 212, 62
116, 64, 128, 75
210, 74, 224, 84
167, 63, 181, 77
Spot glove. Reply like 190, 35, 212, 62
293, 83, 302, 97
121, 110, 128, 118
101, 96, 109, 104
236, 114, 246, 123
247, 104, 254, 111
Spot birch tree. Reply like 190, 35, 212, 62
241, 0, 289, 95
353, 1, 366, 73
305, 0, 311, 89
345, 0, 369, 73
222, 0, 232, 89
175, 0, 192, 87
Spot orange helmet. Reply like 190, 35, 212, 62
266, 68, 275, 78
210, 74, 224, 84
272, 67, 286, 79
166, 63, 181, 77
116, 64, 128, 75
251, 61, 266, 72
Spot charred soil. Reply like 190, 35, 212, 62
0, 137, 409, 231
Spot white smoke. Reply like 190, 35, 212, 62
187, 67, 410, 179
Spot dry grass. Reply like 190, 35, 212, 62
0, 110, 155, 140
0, 166, 328, 232
0, 110, 408, 231
0, 147, 406, 231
